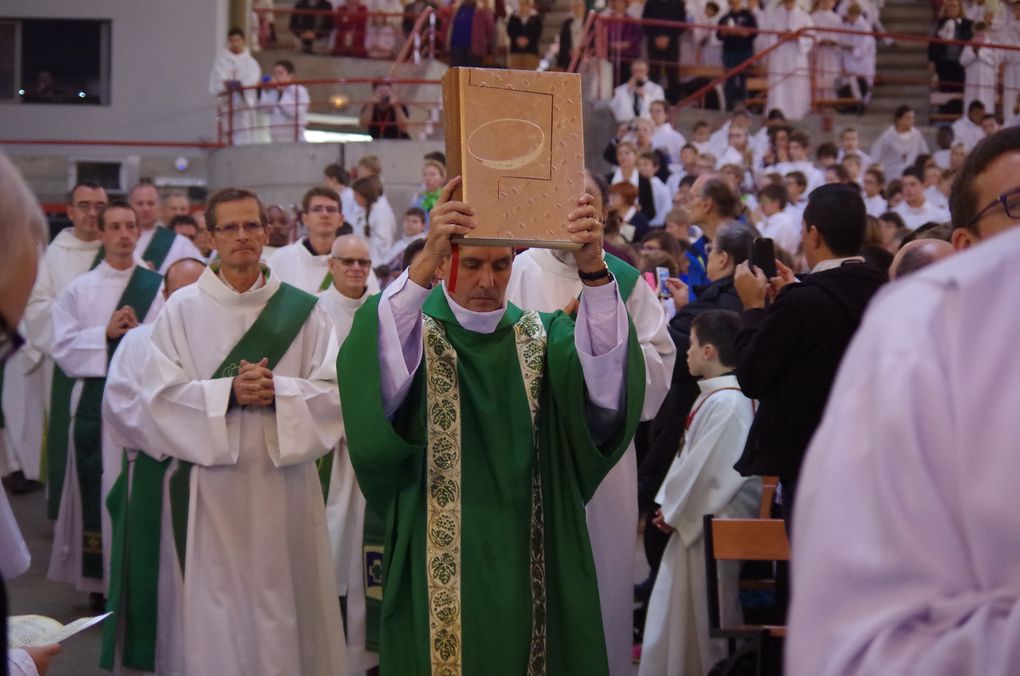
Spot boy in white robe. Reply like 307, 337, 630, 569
131, 187, 347, 675
960, 22, 1001, 114
505, 171, 675, 676
316, 235, 379, 674
48, 203, 163, 600
759, 0, 814, 120
640, 309, 760, 676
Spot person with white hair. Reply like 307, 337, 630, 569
0, 151, 65, 676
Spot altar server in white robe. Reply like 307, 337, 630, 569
49, 203, 164, 595
960, 23, 1002, 114
505, 171, 675, 676
787, 126, 1020, 676
99, 257, 205, 676
208, 28, 262, 145
128, 184, 204, 275
269, 186, 381, 297
135, 187, 347, 676
18, 183, 108, 484
317, 234, 378, 674
810, 0, 843, 101
759, 0, 814, 120
870, 106, 929, 182
639, 310, 760, 676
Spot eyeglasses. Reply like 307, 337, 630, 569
212, 221, 265, 235
309, 205, 340, 214
966, 186, 1020, 230
332, 257, 372, 267
0, 313, 25, 365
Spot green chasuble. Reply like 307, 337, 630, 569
339, 288, 645, 676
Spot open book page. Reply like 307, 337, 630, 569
8, 612, 112, 648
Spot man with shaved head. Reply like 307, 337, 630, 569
100, 256, 204, 673
128, 183, 203, 274
315, 234, 378, 672
339, 176, 646, 674
888, 238, 954, 279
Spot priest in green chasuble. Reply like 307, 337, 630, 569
339, 177, 646, 676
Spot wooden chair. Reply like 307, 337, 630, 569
759, 476, 779, 519
703, 515, 790, 676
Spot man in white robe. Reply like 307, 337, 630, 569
759, 0, 814, 120
208, 28, 262, 145
892, 169, 950, 230
315, 234, 378, 674
787, 127, 1020, 675
640, 310, 760, 676
134, 187, 347, 676
99, 257, 205, 676
129, 183, 203, 275
16, 183, 108, 491
260, 59, 310, 142
505, 172, 675, 676
269, 187, 382, 297
870, 106, 930, 182
48, 203, 164, 599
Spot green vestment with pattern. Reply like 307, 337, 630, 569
338, 287, 645, 676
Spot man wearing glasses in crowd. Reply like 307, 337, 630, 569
788, 127, 1020, 674
268, 186, 349, 294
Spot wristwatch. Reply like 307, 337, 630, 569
577, 263, 611, 282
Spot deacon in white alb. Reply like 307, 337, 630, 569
505, 171, 675, 676
19, 183, 108, 488
99, 256, 205, 676
316, 234, 378, 673
129, 183, 203, 274
136, 187, 347, 676
48, 203, 163, 596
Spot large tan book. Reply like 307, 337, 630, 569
442, 67, 586, 249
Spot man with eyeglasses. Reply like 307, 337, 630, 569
268, 186, 375, 296
128, 182, 204, 274
47, 202, 164, 608
123, 186, 348, 674
314, 234, 378, 673
787, 128, 1020, 676
11, 182, 107, 500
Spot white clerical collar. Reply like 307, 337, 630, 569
698, 373, 740, 393
218, 266, 267, 293
55, 228, 103, 252
96, 260, 135, 277
440, 282, 506, 334
811, 256, 865, 273
326, 283, 368, 308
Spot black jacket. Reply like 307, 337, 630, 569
639, 275, 743, 509
717, 9, 757, 52
929, 17, 973, 64
641, 0, 686, 39
507, 13, 543, 54
733, 262, 885, 489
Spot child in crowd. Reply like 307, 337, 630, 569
691, 120, 713, 155
640, 310, 761, 676
638, 151, 673, 227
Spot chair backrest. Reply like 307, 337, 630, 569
758, 476, 779, 519
703, 515, 790, 635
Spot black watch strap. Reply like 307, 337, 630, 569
578, 264, 611, 282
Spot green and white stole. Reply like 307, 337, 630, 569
100, 280, 318, 671
73, 265, 163, 582
46, 247, 105, 519
418, 309, 549, 676
141, 227, 176, 271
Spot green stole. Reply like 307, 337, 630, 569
100, 279, 318, 672
46, 247, 105, 519
141, 227, 176, 271
75, 266, 163, 580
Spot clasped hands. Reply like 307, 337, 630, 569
106, 305, 139, 340
232, 357, 275, 407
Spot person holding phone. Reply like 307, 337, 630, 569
609, 60, 666, 123
730, 184, 885, 532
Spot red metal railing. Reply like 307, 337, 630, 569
216, 76, 443, 145
388, 7, 437, 77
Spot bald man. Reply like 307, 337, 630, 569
129, 183, 203, 274
99, 257, 205, 673
889, 239, 954, 279
315, 234, 378, 672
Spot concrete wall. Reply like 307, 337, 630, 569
2, 0, 228, 143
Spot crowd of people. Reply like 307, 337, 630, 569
2, 117, 1020, 676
